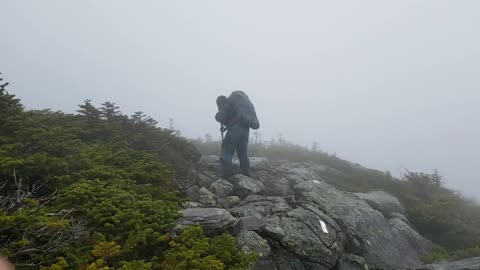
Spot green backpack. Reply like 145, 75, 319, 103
228, 91, 260, 130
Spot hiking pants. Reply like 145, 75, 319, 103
221, 125, 250, 178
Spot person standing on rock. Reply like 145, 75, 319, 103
215, 91, 260, 178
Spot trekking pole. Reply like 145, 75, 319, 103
220, 124, 225, 164
220, 124, 225, 143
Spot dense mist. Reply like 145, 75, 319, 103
1, 1, 479, 199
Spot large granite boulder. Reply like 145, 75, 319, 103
421, 257, 480, 270
295, 180, 423, 269
354, 191, 406, 217
229, 174, 265, 199
210, 179, 234, 198
177, 208, 235, 234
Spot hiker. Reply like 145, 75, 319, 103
215, 91, 259, 178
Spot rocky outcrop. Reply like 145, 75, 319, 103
421, 257, 480, 270
354, 191, 406, 217
179, 156, 438, 270
295, 180, 425, 269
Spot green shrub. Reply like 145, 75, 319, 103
162, 226, 257, 270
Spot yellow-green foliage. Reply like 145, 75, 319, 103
92, 242, 122, 259
162, 226, 257, 270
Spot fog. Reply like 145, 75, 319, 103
1, 1, 479, 199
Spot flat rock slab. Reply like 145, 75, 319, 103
177, 208, 236, 234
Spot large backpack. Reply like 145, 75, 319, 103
228, 91, 260, 130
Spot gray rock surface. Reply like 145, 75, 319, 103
177, 208, 235, 234
235, 215, 265, 232
230, 195, 346, 270
262, 205, 346, 269
390, 212, 411, 225
182, 201, 201, 209
263, 176, 292, 196
354, 191, 406, 217
389, 217, 432, 255
337, 254, 368, 270
184, 185, 200, 201
197, 172, 217, 189
421, 257, 480, 270
235, 230, 271, 258
198, 187, 217, 207
295, 180, 423, 269
200, 155, 220, 167
210, 179, 234, 198
234, 157, 270, 170
230, 195, 291, 217
252, 260, 277, 270
222, 196, 241, 209
230, 174, 265, 198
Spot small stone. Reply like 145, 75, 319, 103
182, 201, 201, 209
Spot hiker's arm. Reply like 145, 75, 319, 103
215, 106, 228, 125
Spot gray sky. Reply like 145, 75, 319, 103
1, 1, 479, 199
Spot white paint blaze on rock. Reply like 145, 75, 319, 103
319, 220, 329, 233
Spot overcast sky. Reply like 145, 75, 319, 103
1, 1, 479, 199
